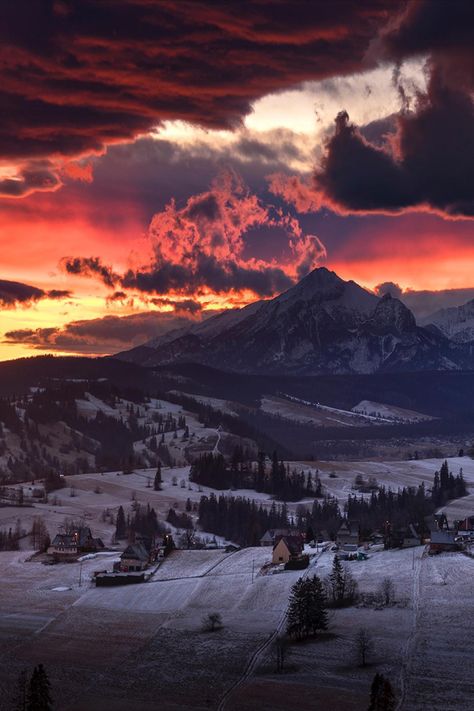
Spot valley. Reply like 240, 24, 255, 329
0, 268, 473, 710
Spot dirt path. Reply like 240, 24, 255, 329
396, 547, 424, 710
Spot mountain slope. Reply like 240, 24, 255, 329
422, 299, 474, 343
117, 268, 472, 375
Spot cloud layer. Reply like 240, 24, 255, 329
0, 0, 394, 174
0, 279, 70, 308
3, 310, 207, 355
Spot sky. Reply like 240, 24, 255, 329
0, 0, 473, 360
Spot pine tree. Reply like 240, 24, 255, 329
329, 555, 345, 605
306, 575, 328, 636
115, 505, 127, 540
286, 578, 305, 639
286, 575, 327, 640
368, 673, 395, 711
27, 664, 52, 711
154, 463, 162, 491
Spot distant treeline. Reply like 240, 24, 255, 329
198, 494, 290, 547
190, 450, 322, 502
198, 461, 468, 546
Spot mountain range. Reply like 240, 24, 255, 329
422, 299, 474, 344
116, 268, 474, 376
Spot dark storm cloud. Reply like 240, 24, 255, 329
374, 281, 403, 298
313, 0, 474, 218
3, 310, 204, 354
381, 0, 474, 71
61, 250, 295, 299
315, 74, 474, 218
0, 279, 71, 308
122, 257, 294, 298
0, 161, 61, 198
149, 298, 203, 315
61, 257, 119, 288
0, 0, 397, 171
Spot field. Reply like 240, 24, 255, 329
0, 543, 473, 709
0, 453, 473, 708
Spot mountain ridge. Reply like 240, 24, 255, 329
116, 268, 473, 375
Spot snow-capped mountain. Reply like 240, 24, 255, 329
117, 268, 472, 375
422, 299, 474, 343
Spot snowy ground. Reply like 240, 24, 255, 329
0, 545, 472, 709
1, 454, 473, 708
309, 456, 474, 513
228, 547, 474, 711
352, 400, 433, 423
2, 456, 471, 556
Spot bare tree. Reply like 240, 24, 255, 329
439, 569, 450, 585
201, 612, 223, 632
353, 627, 374, 667
378, 577, 395, 606
274, 634, 291, 673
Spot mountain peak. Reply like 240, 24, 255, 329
369, 294, 416, 334
277, 267, 376, 312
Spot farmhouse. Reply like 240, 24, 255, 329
272, 536, 304, 565
337, 520, 360, 547
119, 543, 149, 572
429, 529, 459, 555
261, 528, 292, 546
49, 526, 104, 559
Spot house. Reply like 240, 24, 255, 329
260, 528, 303, 547
457, 515, 474, 533
389, 524, 422, 549
402, 524, 422, 548
260, 528, 297, 546
429, 529, 459, 555
49, 526, 104, 559
119, 543, 149, 572
272, 536, 304, 565
336, 520, 360, 547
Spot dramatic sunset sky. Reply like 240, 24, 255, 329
0, 0, 473, 360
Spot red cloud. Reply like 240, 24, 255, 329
0, 1, 397, 194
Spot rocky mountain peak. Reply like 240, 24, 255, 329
368, 293, 417, 334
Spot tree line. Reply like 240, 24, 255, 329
198, 494, 290, 546
190, 450, 322, 502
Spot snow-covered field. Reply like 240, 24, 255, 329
352, 400, 433, 423
0, 453, 473, 708
311, 456, 474, 512
1, 544, 473, 709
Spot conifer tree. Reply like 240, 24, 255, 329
286, 575, 327, 640
27, 664, 52, 711
329, 554, 345, 604
154, 462, 162, 491
115, 505, 127, 540
368, 673, 395, 711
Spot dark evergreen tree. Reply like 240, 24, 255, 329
115, 505, 127, 540
328, 555, 345, 605
286, 575, 327, 640
368, 673, 395, 711
154, 463, 162, 491
27, 664, 52, 711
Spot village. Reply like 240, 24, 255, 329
0, 452, 472, 709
